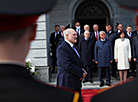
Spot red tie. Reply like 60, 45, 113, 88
96, 32, 98, 40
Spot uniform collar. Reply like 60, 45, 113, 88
0, 64, 31, 78
0, 60, 25, 67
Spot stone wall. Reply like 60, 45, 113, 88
48, 0, 136, 32
27, 14, 50, 82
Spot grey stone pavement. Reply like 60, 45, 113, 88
49, 75, 121, 89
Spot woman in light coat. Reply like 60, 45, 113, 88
114, 31, 131, 84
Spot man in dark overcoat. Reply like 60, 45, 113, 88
78, 30, 95, 83
94, 31, 113, 87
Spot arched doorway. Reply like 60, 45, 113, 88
74, 0, 110, 31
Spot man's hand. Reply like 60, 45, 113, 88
95, 61, 98, 64
129, 58, 131, 62
134, 58, 137, 62
92, 59, 95, 62
80, 69, 87, 80
115, 59, 118, 62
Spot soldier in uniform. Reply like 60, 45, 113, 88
0, 0, 81, 102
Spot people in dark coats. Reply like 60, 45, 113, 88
92, 31, 138, 102
57, 28, 87, 94
0, 1, 81, 102
94, 31, 113, 87
91, 25, 138, 102
78, 30, 95, 83
50, 25, 62, 73
126, 25, 136, 77
91, 1, 138, 102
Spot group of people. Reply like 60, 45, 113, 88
50, 22, 138, 90
1, 0, 138, 102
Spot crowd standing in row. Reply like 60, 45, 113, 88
50, 22, 138, 90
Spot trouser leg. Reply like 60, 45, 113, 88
111, 60, 117, 77
99, 67, 104, 83
135, 63, 138, 77
83, 66, 88, 82
105, 67, 110, 84
87, 63, 93, 82
130, 60, 136, 77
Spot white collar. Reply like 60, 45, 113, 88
61, 32, 64, 36
94, 31, 98, 33
65, 40, 74, 48
55, 32, 59, 34
127, 32, 132, 35
109, 30, 112, 34
84, 37, 89, 41
100, 39, 105, 41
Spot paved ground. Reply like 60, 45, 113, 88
49, 77, 121, 89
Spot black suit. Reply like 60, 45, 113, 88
56, 41, 84, 93
73, 27, 83, 47
50, 31, 62, 72
57, 37, 64, 47
132, 30, 138, 37
78, 38, 95, 82
0, 64, 77, 102
90, 31, 100, 42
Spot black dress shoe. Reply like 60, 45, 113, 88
88, 80, 93, 83
100, 83, 104, 87
106, 83, 111, 86
89, 81, 93, 83
83, 80, 87, 83
112, 75, 117, 78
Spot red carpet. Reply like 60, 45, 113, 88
81, 78, 134, 102
81, 89, 98, 102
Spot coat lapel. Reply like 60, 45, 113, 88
64, 41, 81, 61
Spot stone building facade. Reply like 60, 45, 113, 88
28, 0, 137, 83
48, 0, 136, 32
27, 14, 50, 82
